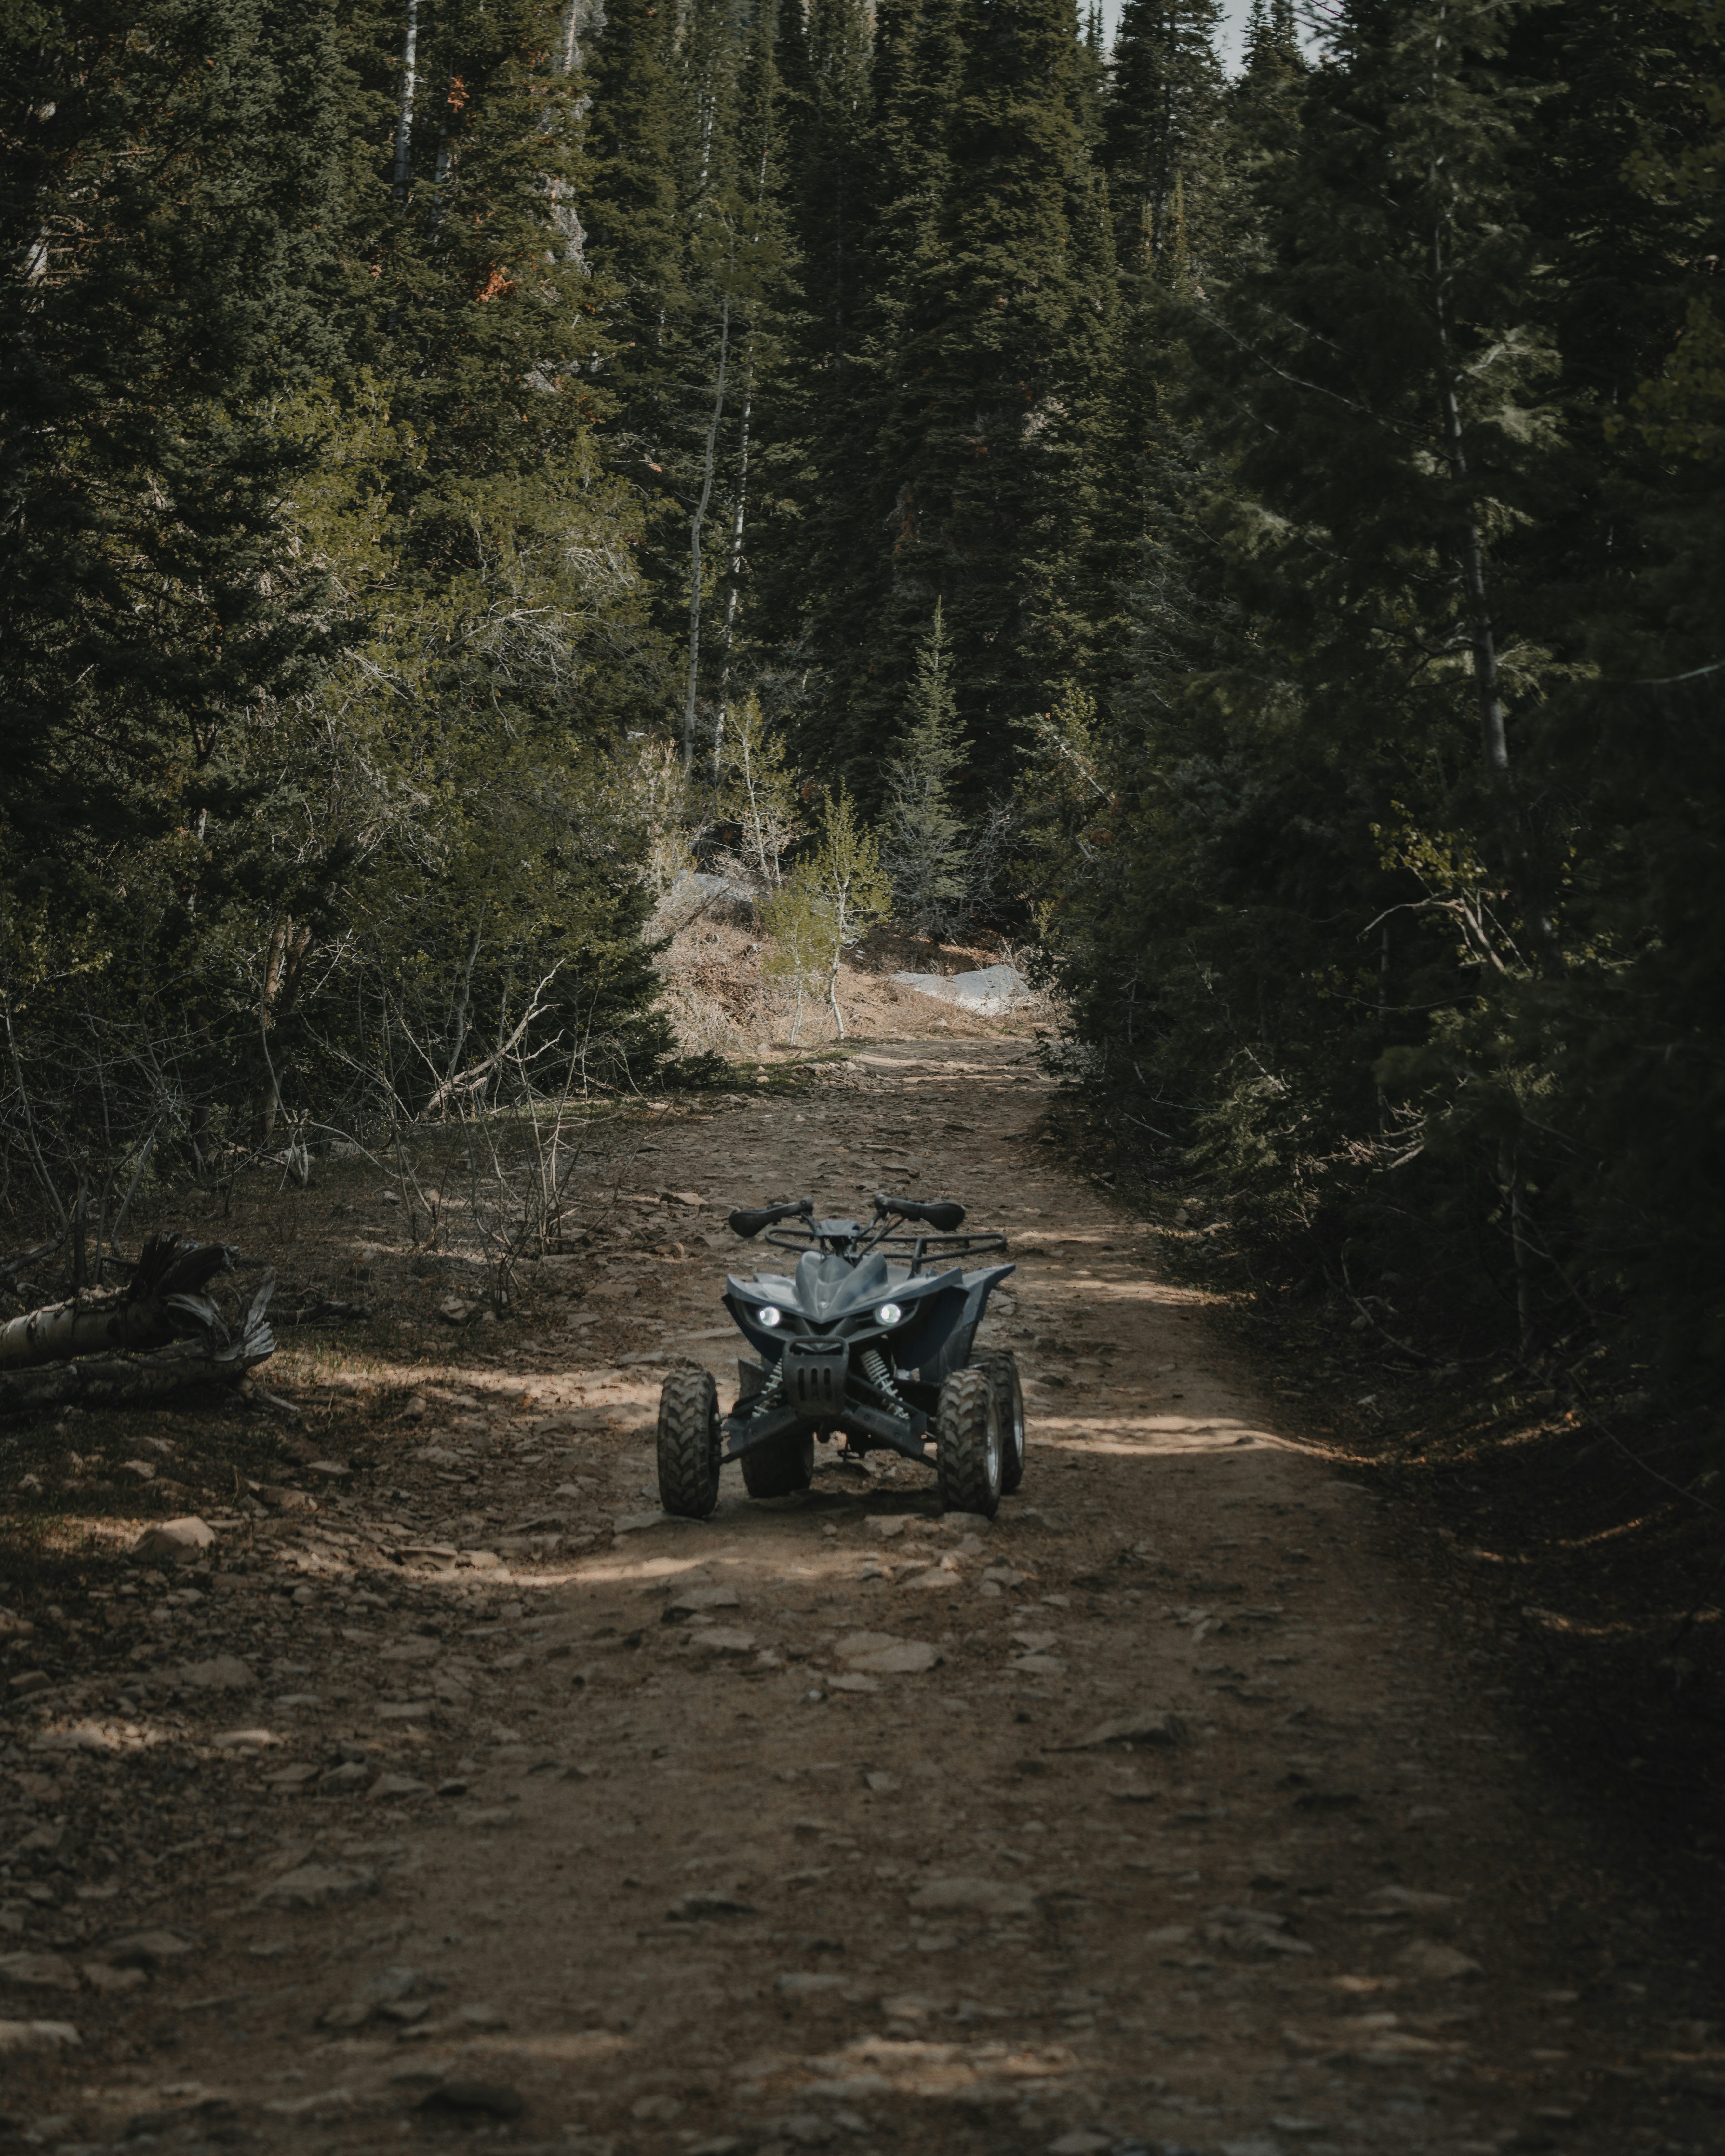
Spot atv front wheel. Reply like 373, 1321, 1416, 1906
657, 1369, 722, 1519
973, 1349, 1025, 1495
936, 1364, 1002, 1518
740, 1429, 815, 1498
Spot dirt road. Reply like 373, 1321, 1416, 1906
3, 1039, 1718, 2155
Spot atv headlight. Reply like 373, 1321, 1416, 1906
756, 1306, 782, 1328
875, 1301, 903, 1326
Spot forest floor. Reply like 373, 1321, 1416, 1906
3, 1037, 1723, 2156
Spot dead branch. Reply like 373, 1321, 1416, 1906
422, 963, 565, 1117
0, 1236, 63, 1302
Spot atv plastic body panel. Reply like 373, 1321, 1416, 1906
719, 1237, 1015, 1466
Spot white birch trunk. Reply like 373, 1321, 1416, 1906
1429, 206, 1562, 974
683, 292, 731, 774
394, 0, 421, 206
712, 351, 756, 763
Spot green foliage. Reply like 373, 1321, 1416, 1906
0, 0, 677, 1222
716, 694, 802, 889
1103, 1, 1226, 280
14, 0, 1725, 1435
0, 0, 353, 898
760, 786, 890, 1040
1027, 0, 1725, 1414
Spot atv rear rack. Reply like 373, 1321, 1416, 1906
756, 1222, 1008, 1274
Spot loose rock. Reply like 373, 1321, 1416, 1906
834, 1632, 941, 1675
0, 2018, 80, 2055
907, 1876, 1036, 1920
177, 1655, 255, 1693
130, 1516, 216, 1565
257, 1864, 379, 1910
1398, 1938, 1484, 1980
0, 1951, 78, 1991
1064, 1710, 1188, 1751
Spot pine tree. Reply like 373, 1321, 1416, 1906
850, 0, 1117, 781
1074, 3, 1109, 153
1102, 1, 1226, 283
0, 0, 353, 901
761, 0, 882, 758
764, 0, 962, 773
884, 603, 969, 936
1240, 0, 1301, 87
1197, 0, 1563, 952
580, 0, 688, 666
678, 0, 798, 771
784, 0, 874, 387
709, 0, 798, 732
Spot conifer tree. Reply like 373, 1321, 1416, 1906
679, 0, 797, 769
710, 0, 798, 730
884, 603, 969, 937
0, 0, 353, 901
766, 0, 962, 766
846, 0, 1117, 781
1102, 1, 1226, 281
1240, 0, 1301, 86
1074, 4, 1109, 152
581, 0, 688, 643
1197, 0, 1563, 958
783, 0, 874, 386
763, 0, 880, 745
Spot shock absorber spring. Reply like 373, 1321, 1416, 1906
862, 1347, 908, 1417
747, 1361, 784, 1417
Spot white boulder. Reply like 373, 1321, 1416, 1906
889, 963, 1033, 1014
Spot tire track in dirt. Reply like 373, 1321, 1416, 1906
5, 1038, 1718, 2155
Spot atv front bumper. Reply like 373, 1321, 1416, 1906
722, 1398, 930, 1464
722, 1346, 933, 1465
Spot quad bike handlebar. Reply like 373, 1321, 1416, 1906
872, 1191, 966, 1232
728, 1198, 815, 1239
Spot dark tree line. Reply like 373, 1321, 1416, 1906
4, 0, 1725, 1415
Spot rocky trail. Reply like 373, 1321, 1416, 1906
2, 1039, 1720, 2156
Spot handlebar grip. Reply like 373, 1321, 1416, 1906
875, 1193, 967, 1232
728, 1199, 813, 1238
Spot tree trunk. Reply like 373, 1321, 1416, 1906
711, 351, 756, 776
1, 1292, 192, 1370
1499, 1138, 1536, 1361
257, 918, 312, 1146
1430, 211, 1563, 977
394, 0, 421, 207
444, 918, 486, 1102
683, 292, 732, 774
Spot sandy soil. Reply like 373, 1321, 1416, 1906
2, 1039, 1721, 2156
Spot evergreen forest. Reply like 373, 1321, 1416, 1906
4, 0, 1725, 1428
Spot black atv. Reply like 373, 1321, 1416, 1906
655, 1192, 1025, 1521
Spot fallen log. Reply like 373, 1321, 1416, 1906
0, 1232, 236, 1370
0, 1276, 275, 1417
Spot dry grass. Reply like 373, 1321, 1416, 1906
652, 894, 1059, 1059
